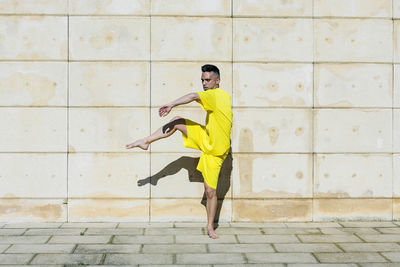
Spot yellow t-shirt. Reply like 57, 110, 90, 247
197, 88, 232, 156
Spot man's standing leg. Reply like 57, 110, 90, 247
204, 182, 219, 239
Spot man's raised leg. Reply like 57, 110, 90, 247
126, 116, 187, 150
204, 182, 219, 239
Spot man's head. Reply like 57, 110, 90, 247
201, 64, 220, 91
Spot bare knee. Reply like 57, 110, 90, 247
205, 187, 216, 199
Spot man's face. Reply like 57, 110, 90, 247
201, 71, 219, 91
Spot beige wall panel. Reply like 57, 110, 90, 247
0, 108, 67, 152
314, 0, 391, 18
232, 109, 312, 153
151, 17, 231, 61
0, 0, 67, 14
0, 16, 67, 60
150, 107, 206, 153
395, 110, 400, 152
395, 0, 400, 18
396, 21, 400, 63
69, 17, 150, 60
313, 199, 392, 221
69, 62, 150, 107
234, 18, 313, 62
394, 155, 400, 197
315, 19, 392, 62
314, 109, 392, 153
0, 154, 66, 198
151, 0, 230, 16
233, 63, 312, 107
0, 62, 67, 106
232, 154, 312, 198
0, 199, 66, 222
69, 108, 149, 152
151, 199, 231, 222
151, 62, 232, 107
233, 0, 312, 17
69, 0, 149, 15
150, 153, 232, 199
68, 199, 149, 222
150, 153, 207, 198
232, 199, 312, 222
394, 199, 400, 220
315, 64, 392, 108
395, 65, 400, 107
68, 153, 149, 198
314, 154, 392, 198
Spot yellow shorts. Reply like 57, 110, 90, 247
182, 119, 226, 189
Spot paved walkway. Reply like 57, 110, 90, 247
0, 221, 400, 266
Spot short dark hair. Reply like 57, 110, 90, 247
201, 64, 220, 79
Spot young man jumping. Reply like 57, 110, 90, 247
126, 64, 232, 239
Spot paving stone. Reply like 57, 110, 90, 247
285, 222, 341, 228
237, 234, 300, 243
140, 265, 210, 267
381, 252, 400, 262
215, 227, 263, 235
288, 265, 358, 267
48, 235, 111, 244
0, 254, 33, 264
360, 264, 400, 267
113, 235, 173, 244
24, 228, 85, 236
75, 244, 141, 253
143, 244, 206, 253
314, 252, 387, 263
61, 222, 118, 228
274, 243, 342, 252
338, 243, 400, 252
176, 235, 237, 243
214, 265, 285, 267
31, 254, 103, 264
262, 228, 321, 235
320, 227, 379, 235
358, 234, 400, 242
3, 222, 62, 229
145, 227, 202, 235
85, 228, 144, 235
3, 265, 63, 267
0, 235, 49, 244
105, 254, 173, 264
230, 222, 286, 228
297, 234, 362, 243
0, 229, 26, 235
0, 244, 9, 252
176, 253, 245, 264
246, 252, 317, 263
118, 222, 173, 228
339, 222, 397, 228
6, 244, 75, 253
209, 243, 274, 253
376, 227, 400, 234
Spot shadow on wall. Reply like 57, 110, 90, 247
137, 149, 233, 224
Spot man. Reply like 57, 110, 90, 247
126, 64, 232, 239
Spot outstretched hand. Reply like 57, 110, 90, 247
159, 104, 172, 117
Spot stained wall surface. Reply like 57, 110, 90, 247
0, 0, 398, 222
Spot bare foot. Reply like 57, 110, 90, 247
207, 226, 219, 239
126, 139, 149, 150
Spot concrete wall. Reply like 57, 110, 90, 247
0, 0, 398, 222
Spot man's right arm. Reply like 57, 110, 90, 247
159, 92, 200, 117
